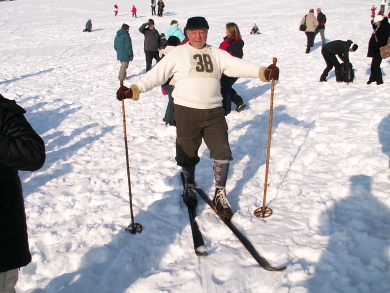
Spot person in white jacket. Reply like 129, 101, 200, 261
116, 16, 279, 220
300, 9, 319, 53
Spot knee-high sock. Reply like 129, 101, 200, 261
213, 161, 229, 189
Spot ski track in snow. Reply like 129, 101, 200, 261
1, 0, 390, 292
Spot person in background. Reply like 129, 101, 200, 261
380, 0, 387, 15
367, 15, 390, 85
314, 8, 326, 45
114, 3, 118, 16
83, 19, 92, 32
131, 5, 137, 18
300, 9, 318, 53
158, 33, 168, 58
161, 36, 181, 126
319, 40, 358, 82
219, 22, 246, 114
166, 20, 185, 42
151, 0, 156, 16
250, 24, 261, 34
116, 16, 279, 220
157, 0, 165, 17
371, 5, 377, 17
0, 94, 46, 293
180, 27, 189, 44
114, 23, 133, 86
139, 19, 161, 72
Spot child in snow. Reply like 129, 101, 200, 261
131, 5, 137, 18
83, 19, 92, 32
371, 5, 377, 17
114, 3, 118, 16
250, 24, 261, 34
158, 33, 168, 58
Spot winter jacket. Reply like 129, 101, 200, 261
85, 20, 92, 30
114, 29, 133, 61
301, 13, 318, 32
131, 7, 137, 13
166, 25, 185, 42
367, 17, 390, 57
157, 0, 164, 10
0, 94, 45, 273
135, 43, 267, 110
139, 23, 160, 51
322, 40, 353, 63
317, 12, 326, 30
219, 36, 244, 59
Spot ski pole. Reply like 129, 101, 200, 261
121, 99, 142, 234
254, 57, 278, 219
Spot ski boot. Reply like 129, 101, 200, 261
182, 182, 198, 207
212, 188, 232, 220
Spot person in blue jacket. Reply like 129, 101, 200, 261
83, 19, 92, 33
114, 23, 133, 86
165, 20, 185, 42
83, 19, 92, 32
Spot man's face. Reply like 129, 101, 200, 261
187, 28, 208, 49
149, 24, 155, 29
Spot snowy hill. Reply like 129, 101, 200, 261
1, 0, 390, 292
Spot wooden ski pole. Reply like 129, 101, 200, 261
121, 99, 142, 234
254, 57, 278, 218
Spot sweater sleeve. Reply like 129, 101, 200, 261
135, 55, 175, 92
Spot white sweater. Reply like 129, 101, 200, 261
136, 43, 263, 109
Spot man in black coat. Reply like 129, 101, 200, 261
367, 15, 390, 85
320, 40, 358, 82
0, 94, 45, 292
139, 19, 161, 72
314, 8, 326, 45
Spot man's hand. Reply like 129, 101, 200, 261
264, 64, 279, 81
129, 55, 133, 61
116, 86, 133, 101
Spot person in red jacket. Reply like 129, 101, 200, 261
114, 3, 118, 16
219, 22, 246, 115
131, 5, 137, 18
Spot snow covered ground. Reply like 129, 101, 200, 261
1, 0, 390, 292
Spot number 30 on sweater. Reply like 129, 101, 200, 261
193, 54, 214, 73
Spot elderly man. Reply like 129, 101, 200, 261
117, 16, 278, 220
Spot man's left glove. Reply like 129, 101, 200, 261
116, 84, 140, 101
129, 55, 133, 61
264, 64, 279, 81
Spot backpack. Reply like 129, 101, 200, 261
338, 62, 354, 84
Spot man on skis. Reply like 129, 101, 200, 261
116, 16, 279, 220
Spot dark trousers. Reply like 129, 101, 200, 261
221, 76, 238, 115
144, 50, 160, 72
151, 6, 156, 15
369, 55, 383, 84
158, 8, 163, 16
162, 84, 175, 126
305, 32, 314, 53
174, 105, 233, 167
320, 49, 341, 81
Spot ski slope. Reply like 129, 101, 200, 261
1, 0, 390, 292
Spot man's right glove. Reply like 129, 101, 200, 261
264, 64, 279, 81
116, 84, 140, 101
